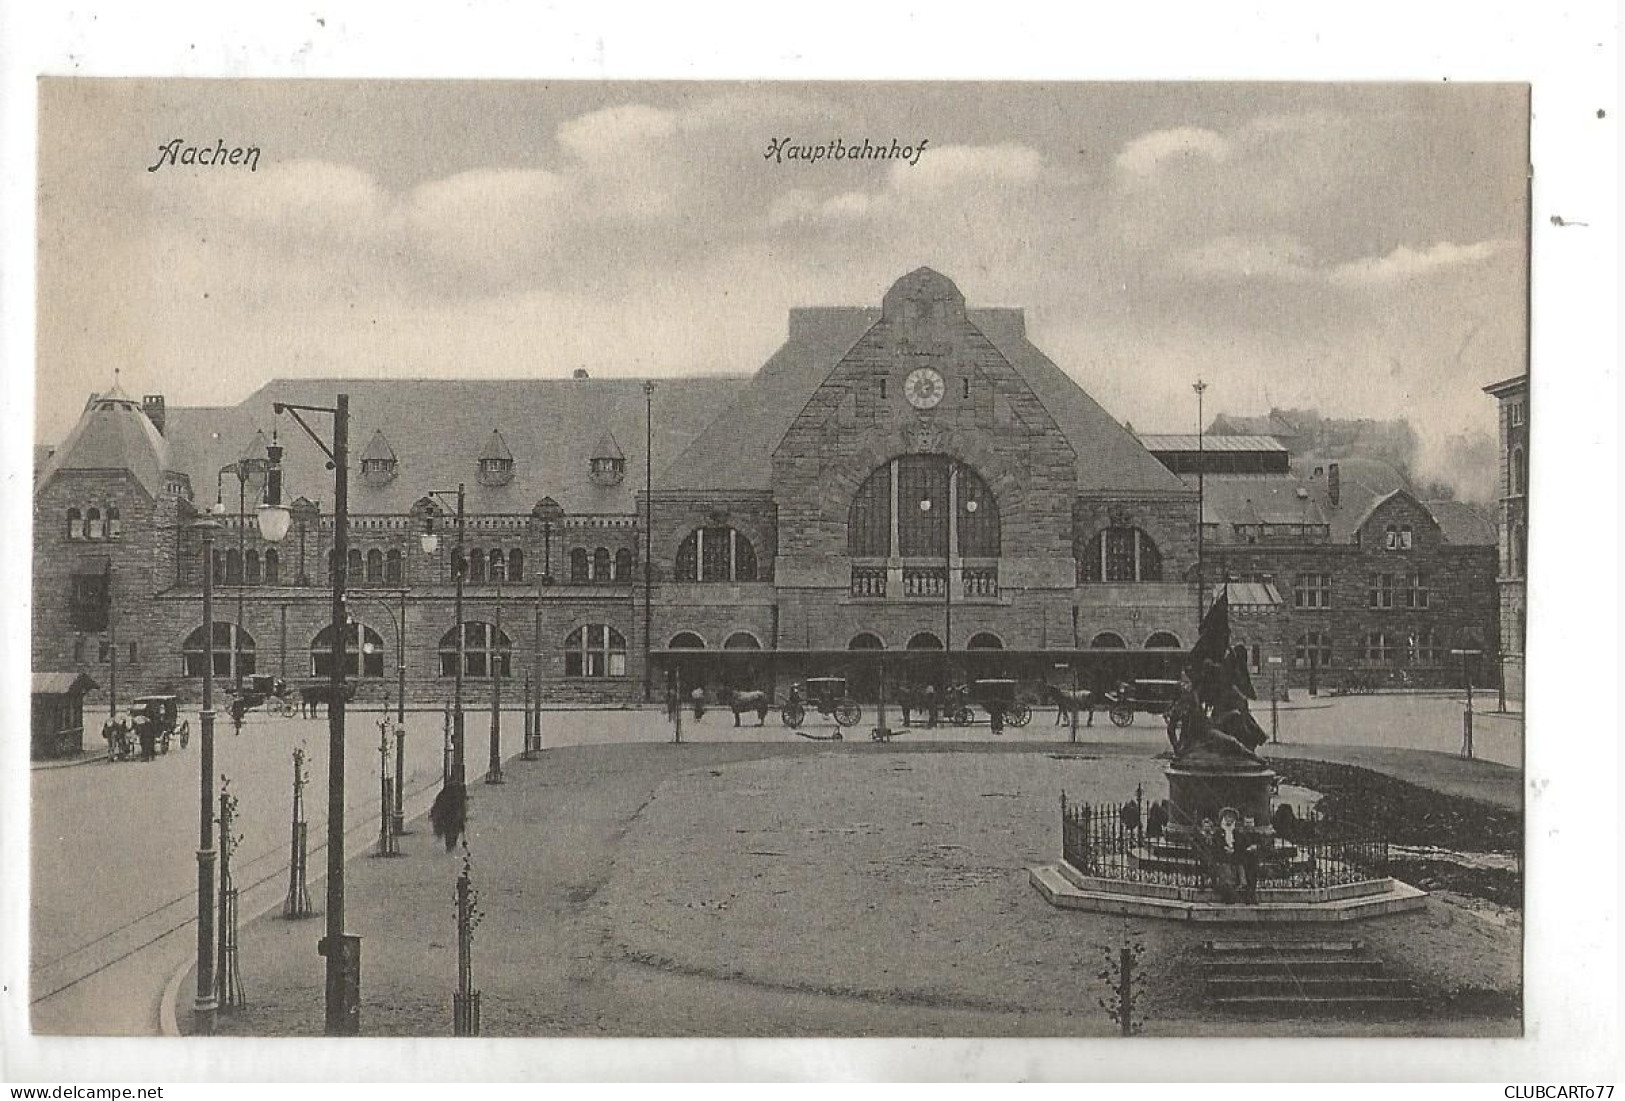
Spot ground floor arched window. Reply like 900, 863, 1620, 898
311, 622, 386, 677
1089, 632, 1127, 649
967, 631, 1004, 649
1145, 631, 1182, 649
668, 631, 706, 649
566, 624, 626, 677
849, 632, 885, 650
182, 622, 256, 678
906, 631, 943, 650
723, 632, 762, 650
438, 621, 511, 678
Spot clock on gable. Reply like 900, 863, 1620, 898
904, 367, 945, 410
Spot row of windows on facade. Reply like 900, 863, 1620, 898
175, 622, 632, 680
64, 507, 122, 540
1290, 572, 1437, 610
1291, 629, 1485, 668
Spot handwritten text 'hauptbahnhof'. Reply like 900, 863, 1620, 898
764, 137, 930, 166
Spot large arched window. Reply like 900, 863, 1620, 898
1089, 632, 1127, 649
86, 507, 104, 541
182, 623, 256, 679
366, 548, 384, 584
1080, 527, 1163, 582
438, 621, 511, 678
723, 631, 762, 650
570, 547, 589, 583
848, 456, 1000, 558
1145, 631, 1182, 649
614, 548, 633, 582
675, 527, 758, 581
66, 507, 83, 540
490, 549, 506, 582
848, 632, 885, 650
311, 622, 386, 678
347, 548, 363, 581
906, 631, 944, 650
593, 547, 612, 581
565, 624, 626, 677
967, 631, 1004, 650
468, 548, 487, 584
245, 549, 262, 585
668, 631, 706, 649
508, 548, 524, 582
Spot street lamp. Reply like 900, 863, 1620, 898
191, 517, 222, 1036
422, 485, 468, 845
216, 448, 270, 695
530, 496, 564, 759
643, 381, 655, 703
256, 395, 360, 1036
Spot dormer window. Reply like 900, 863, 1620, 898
588, 431, 626, 487
477, 429, 515, 487
360, 429, 399, 487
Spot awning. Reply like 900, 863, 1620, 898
33, 672, 100, 696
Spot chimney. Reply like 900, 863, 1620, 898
572, 368, 590, 380
142, 394, 166, 435
1327, 462, 1340, 507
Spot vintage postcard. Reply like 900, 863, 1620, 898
2, 28, 1615, 1081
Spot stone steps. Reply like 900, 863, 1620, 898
1200, 941, 1424, 1015
1028, 863, 1428, 922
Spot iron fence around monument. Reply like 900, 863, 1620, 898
1060, 796, 1391, 892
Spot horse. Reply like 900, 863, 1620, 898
298, 681, 357, 718
1043, 684, 1099, 727
715, 686, 771, 727
101, 714, 134, 760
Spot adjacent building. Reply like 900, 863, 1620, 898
1483, 374, 1529, 702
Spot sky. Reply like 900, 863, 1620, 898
36, 80, 1528, 499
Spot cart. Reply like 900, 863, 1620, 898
105, 694, 189, 760
226, 674, 297, 724
945, 679, 1032, 727
780, 677, 862, 729
1103, 678, 1182, 727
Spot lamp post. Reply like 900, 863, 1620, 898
486, 576, 504, 785
422, 486, 468, 835
1193, 379, 1208, 633
192, 518, 221, 1035
531, 496, 563, 757
347, 588, 408, 835
106, 564, 118, 722
257, 396, 360, 1036
643, 381, 655, 703
216, 454, 268, 694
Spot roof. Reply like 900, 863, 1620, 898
360, 429, 397, 463
1209, 411, 1300, 438
1423, 499, 1497, 545
35, 390, 172, 499
1137, 434, 1288, 453
1198, 475, 1329, 527
33, 672, 100, 696
1482, 374, 1529, 397
666, 275, 1189, 495
591, 431, 626, 462
662, 308, 879, 490
478, 429, 514, 464
164, 377, 745, 516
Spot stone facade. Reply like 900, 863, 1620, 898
1483, 375, 1527, 702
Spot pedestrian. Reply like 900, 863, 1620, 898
900, 682, 914, 727
664, 683, 679, 724
136, 714, 156, 762
922, 682, 937, 728
1146, 800, 1169, 839
988, 699, 1005, 737
690, 684, 706, 722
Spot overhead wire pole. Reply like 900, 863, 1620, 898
1193, 379, 1208, 634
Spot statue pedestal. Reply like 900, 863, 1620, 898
1165, 763, 1275, 831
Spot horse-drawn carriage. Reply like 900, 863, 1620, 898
780, 677, 862, 729
1102, 678, 1182, 727
225, 674, 297, 724
103, 694, 189, 761
943, 679, 1033, 727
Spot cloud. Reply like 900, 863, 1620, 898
885, 142, 1043, 193
1328, 239, 1518, 287
1113, 126, 1229, 181
1175, 234, 1518, 288
556, 103, 679, 166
